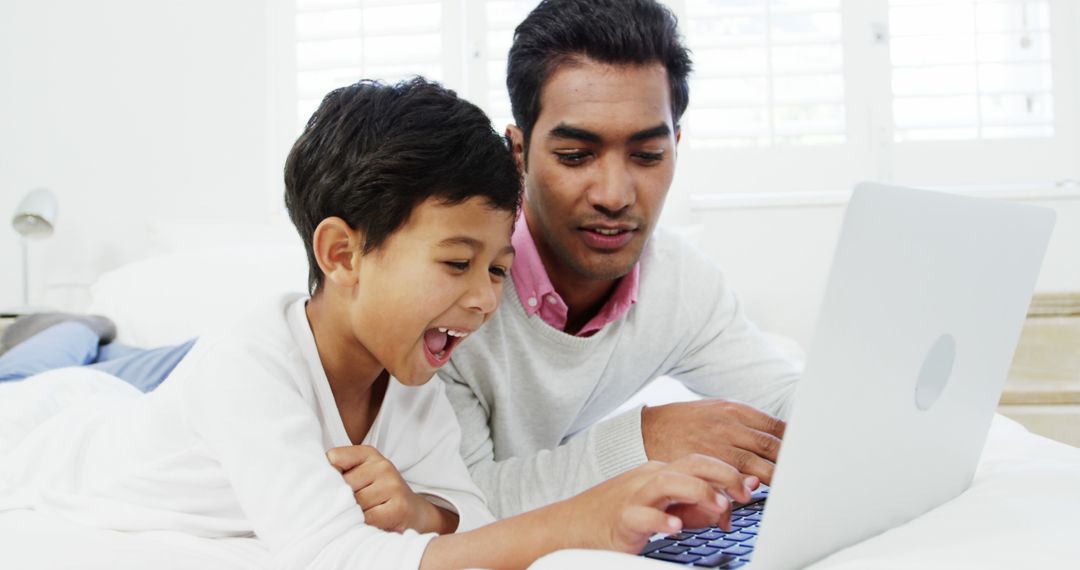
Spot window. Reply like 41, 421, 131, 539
682, 0, 847, 147
274, 0, 1080, 199
889, 0, 1054, 141
294, 0, 444, 126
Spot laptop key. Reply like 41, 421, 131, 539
740, 537, 757, 548
659, 545, 691, 555
688, 546, 720, 556
726, 533, 754, 542
691, 553, 737, 567
680, 539, 707, 547
733, 509, 754, 516
639, 539, 675, 555
683, 528, 709, 534
697, 532, 724, 541
740, 527, 758, 535
730, 519, 754, 528
666, 532, 693, 541
724, 546, 753, 557
707, 539, 737, 549
645, 551, 700, 564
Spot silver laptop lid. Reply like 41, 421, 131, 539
751, 183, 1055, 569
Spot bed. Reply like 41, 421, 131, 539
2, 242, 1079, 569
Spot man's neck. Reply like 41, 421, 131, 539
529, 235, 619, 335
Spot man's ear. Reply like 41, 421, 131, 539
506, 124, 527, 173
312, 217, 362, 289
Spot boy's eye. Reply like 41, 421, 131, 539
554, 151, 591, 166
489, 265, 509, 280
445, 261, 470, 272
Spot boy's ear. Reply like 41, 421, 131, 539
312, 217, 363, 289
505, 124, 526, 173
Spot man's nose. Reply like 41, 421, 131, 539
587, 156, 636, 216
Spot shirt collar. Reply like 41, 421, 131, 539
510, 212, 639, 336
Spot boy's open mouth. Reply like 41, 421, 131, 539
422, 327, 470, 367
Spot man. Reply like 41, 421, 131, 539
439, 0, 801, 518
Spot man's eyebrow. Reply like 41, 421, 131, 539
629, 124, 672, 142
548, 124, 602, 143
438, 236, 516, 256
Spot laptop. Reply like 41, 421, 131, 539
639, 182, 1056, 569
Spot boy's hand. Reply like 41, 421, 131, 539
327, 445, 459, 535
561, 454, 758, 554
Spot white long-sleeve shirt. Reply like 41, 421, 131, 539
0, 295, 494, 569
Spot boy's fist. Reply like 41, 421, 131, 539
327, 444, 458, 535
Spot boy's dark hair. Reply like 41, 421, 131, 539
285, 77, 521, 294
506, 0, 692, 158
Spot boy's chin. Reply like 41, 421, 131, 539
392, 366, 437, 387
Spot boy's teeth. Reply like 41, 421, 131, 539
595, 228, 621, 236
438, 327, 448, 333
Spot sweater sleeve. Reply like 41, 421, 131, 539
179, 337, 435, 569
664, 252, 801, 421
441, 368, 648, 518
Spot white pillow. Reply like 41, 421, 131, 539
87, 245, 309, 347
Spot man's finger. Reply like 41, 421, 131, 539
326, 445, 382, 472
720, 423, 783, 463
728, 402, 786, 439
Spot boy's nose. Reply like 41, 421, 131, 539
465, 275, 500, 315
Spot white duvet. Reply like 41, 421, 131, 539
2, 369, 1079, 569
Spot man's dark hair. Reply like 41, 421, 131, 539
284, 77, 521, 294
506, 0, 692, 155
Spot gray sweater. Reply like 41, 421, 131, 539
440, 228, 800, 518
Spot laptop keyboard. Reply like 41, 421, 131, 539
638, 485, 769, 568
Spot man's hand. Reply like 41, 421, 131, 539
327, 445, 459, 535
641, 399, 786, 485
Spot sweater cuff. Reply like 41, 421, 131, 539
594, 405, 650, 480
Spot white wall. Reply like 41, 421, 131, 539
0, 0, 275, 310
684, 193, 1080, 349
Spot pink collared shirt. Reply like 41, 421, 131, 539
510, 214, 639, 337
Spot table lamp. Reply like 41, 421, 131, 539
11, 187, 58, 309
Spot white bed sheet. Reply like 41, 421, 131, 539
0, 369, 273, 569
2, 371, 1078, 569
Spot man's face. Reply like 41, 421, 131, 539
510, 59, 679, 283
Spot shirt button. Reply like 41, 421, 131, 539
527, 297, 538, 307
546, 296, 557, 304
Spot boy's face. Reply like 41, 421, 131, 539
353, 196, 515, 386
509, 59, 678, 284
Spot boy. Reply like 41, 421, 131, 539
0, 78, 753, 568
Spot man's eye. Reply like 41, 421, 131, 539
634, 151, 664, 164
445, 261, 469, 271
555, 151, 590, 166
490, 266, 509, 279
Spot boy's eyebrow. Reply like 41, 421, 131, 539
438, 236, 516, 256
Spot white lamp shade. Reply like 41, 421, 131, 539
12, 188, 58, 238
